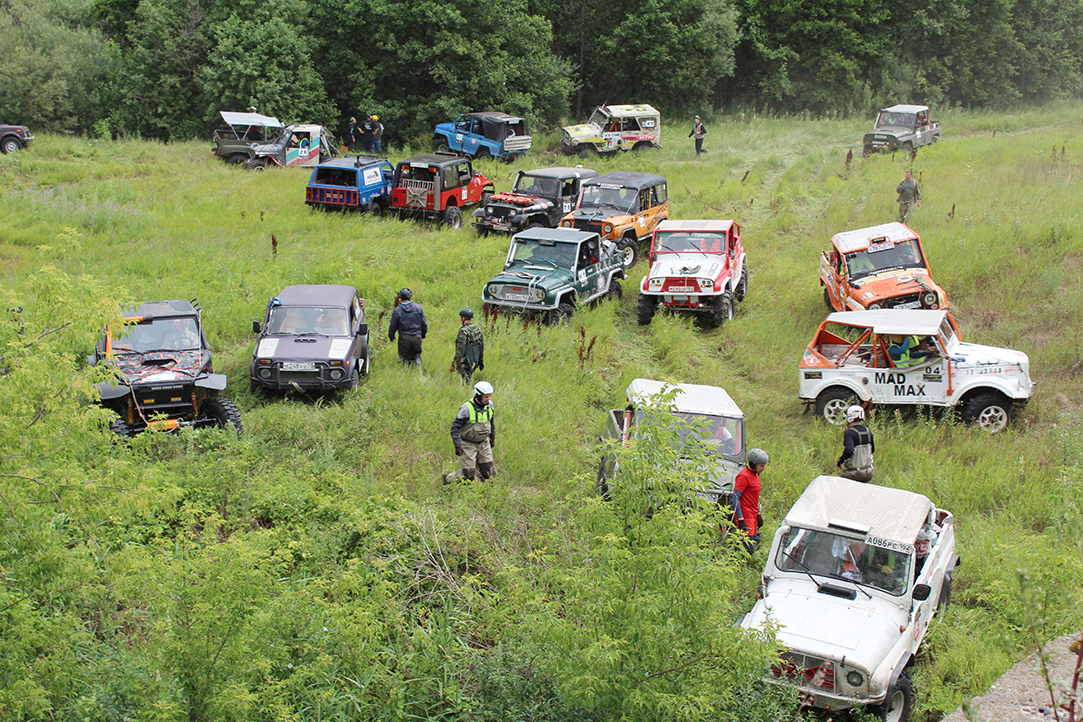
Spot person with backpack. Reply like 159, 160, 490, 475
837, 405, 875, 483
451, 308, 484, 384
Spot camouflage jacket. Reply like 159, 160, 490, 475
454, 322, 484, 370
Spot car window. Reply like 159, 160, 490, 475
776, 527, 911, 596
114, 317, 200, 352
846, 239, 924, 279
443, 165, 462, 190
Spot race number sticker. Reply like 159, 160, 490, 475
462, 188, 468, 200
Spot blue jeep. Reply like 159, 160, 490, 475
433, 112, 531, 161
305, 155, 394, 213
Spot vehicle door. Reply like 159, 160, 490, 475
601, 115, 621, 151
820, 249, 845, 310
452, 115, 473, 153
574, 239, 605, 301
730, 223, 744, 281
441, 163, 463, 209
867, 334, 950, 405
621, 116, 641, 146
555, 176, 579, 221
636, 183, 668, 240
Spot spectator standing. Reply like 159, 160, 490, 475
896, 169, 922, 223
346, 116, 358, 152
688, 115, 707, 155
732, 448, 768, 555
451, 308, 484, 384
442, 381, 496, 483
388, 288, 427, 366
373, 115, 384, 153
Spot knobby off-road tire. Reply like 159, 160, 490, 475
435, 141, 451, 154
347, 365, 359, 390
546, 302, 574, 326
245, 158, 267, 171
367, 200, 382, 216
361, 345, 371, 376
109, 416, 132, 438
637, 293, 658, 325
607, 282, 623, 302
815, 387, 859, 425
824, 287, 836, 312
443, 206, 463, 229
481, 189, 493, 206
227, 153, 248, 166
577, 145, 596, 159
709, 292, 735, 328
875, 671, 913, 722
962, 393, 1013, 433
735, 264, 749, 302
617, 238, 639, 269
475, 147, 491, 161
204, 396, 243, 434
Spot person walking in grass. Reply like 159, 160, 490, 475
732, 447, 768, 555
688, 115, 707, 155
837, 405, 875, 483
388, 288, 427, 366
451, 308, 484, 384
442, 381, 496, 483
897, 169, 922, 223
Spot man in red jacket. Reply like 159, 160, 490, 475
732, 447, 769, 555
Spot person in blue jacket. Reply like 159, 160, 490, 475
388, 288, 428, 366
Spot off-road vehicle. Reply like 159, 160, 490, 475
821, 222, 947, 313
799, 309, 1034, 432
211, 110, 282, 165
305, 155, 394, 213
863, 104, 941, 155
560, 104, 661, 157
250, 285, 371, 393
88, 299, 242, 436
244, 123, 337, 170
481, 227, 624, 324
598, 379, 746, 505
389, 153, 495, 228
637, 219, 749, 327
433, 111, 531, 161
471, 166, 597, 234
741, 475, 959, 722
560, 171, 668, 268
0, 123, 34, 154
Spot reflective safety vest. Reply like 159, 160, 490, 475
467, 401, 494, 424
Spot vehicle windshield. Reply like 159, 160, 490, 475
113, 317, 201, 353
776, 527, 911, 596
845, 239, 925, 279
939, 318, 958, 349
509, 239, 576, 269
588, 108, 611, 128
513, 175, 559, 197
654, 231, 727, 254
876, 112, 916, 128
580, 184, 638, 214
267, 306, 349, 336
635, 409, 743, 457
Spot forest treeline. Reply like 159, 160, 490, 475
1, 0, 1082, 143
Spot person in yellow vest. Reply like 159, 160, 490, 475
442, 381, 496, 483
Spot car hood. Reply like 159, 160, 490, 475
649, 254, 725, 279
112, 350, 209, 384
490, 264, 574, 288
949, 341, 1030, 369
571, 206, 626, 222
563, 123, 601, 142
849, 269, 940, 297
255, 335, 354, 362
867, 127, 908, 137
745, 584, 907, 672
489, 192, 553, 209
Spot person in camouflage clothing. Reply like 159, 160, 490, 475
451, 308, 484, 384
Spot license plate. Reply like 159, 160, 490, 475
668, 286, 695, 293
282, 362, 316, 371
503, 293, 529, 301
693, 490, 722, 502
895, 301, 922, 309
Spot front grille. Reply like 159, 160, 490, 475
773, 652, 837, 692
572, 219, 598, 231
489, 206, 514, 219
884, 293, 922, 308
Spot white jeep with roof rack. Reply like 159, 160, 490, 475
799, 309, 1034, 432
740, 475, 960, 722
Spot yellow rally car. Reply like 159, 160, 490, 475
560, 104, 661, 158
560, 171, 668, 268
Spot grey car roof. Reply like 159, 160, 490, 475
824, 309, 948, 336
625, 378, 743, 418
520, 166, 598, 180
316, 157, 390, 171
831, 222, 917, 253
123, 299, 198, 318
881, 104, 929, 114
397, 153, 469, 168
512, 227, 599, 244
785, 475, 934, 547
585, 171, 667, 190
276, 285, 358, 307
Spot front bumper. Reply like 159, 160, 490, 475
250, 361, 358, 391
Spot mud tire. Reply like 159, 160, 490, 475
546, 302, 573, 326
874, 671, 913, 722
617, 238, 639, 269
443, 206, 463, 229
637, 293, 658, 325
709, 292, 735, 328
204, 396, 243, 434
735, 264, 749, 302
815, 387, 859, 425
962, 393, 1013, 433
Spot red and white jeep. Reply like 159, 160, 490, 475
390, 154, 494, 228
636, 220, 748, 328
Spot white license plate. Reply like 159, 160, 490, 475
895, 301, 922, 309
503, 293, 529, 301
668, 286, 695, 293
282, 362, 317, 371
693, 490, 722, 502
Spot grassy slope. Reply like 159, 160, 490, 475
2, 105, 1083, 718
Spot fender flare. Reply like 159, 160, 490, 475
807, 380, 872, 403
195, 373, 228, 391
888, 653, 913, 693
96, 382, 131, 401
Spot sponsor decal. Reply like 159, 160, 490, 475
804, 371, 822, 379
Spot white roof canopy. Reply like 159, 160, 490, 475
831, 222, 917, 253
625, 378, 744, 418
825, 309, 948, 337
219, 111, 282, 128
881, 104, 929, 113
785, 476, 933, 548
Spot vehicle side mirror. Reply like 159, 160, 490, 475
252, 320, 261, 334
87, 355, 97, 367
358, 323, 369, 337
913, 583, 931, 601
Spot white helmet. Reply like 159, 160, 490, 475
474, 381, 494, 395
847, 405, 865, 423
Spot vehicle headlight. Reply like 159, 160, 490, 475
846, 671, 864, 687
562, 220, 572, 228
648, 278, 663, 291
258, 368, 272, 379
923, 292, 938, 308
488, 284, 498, 296
603, 223, 614, 235
330, 369, 344, 380
867, 302, 882, 310
532, 289, 544, 301
700, 278, 714, 290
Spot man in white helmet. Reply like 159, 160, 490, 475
442, 381, 496, 483
837, 405, 875, 483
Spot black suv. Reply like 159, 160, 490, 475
1, 124, 34, 154
89, 299, 242, 436
250, 285, 371, 393
471, 166, 598, 235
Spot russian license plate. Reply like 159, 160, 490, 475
503, 293, 529, 302
693, 490, 722, 503
282, 362, 316, 371
896, 301, 922, 309
668, 285, 695, 293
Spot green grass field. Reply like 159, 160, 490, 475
1, 104, 1082, 721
